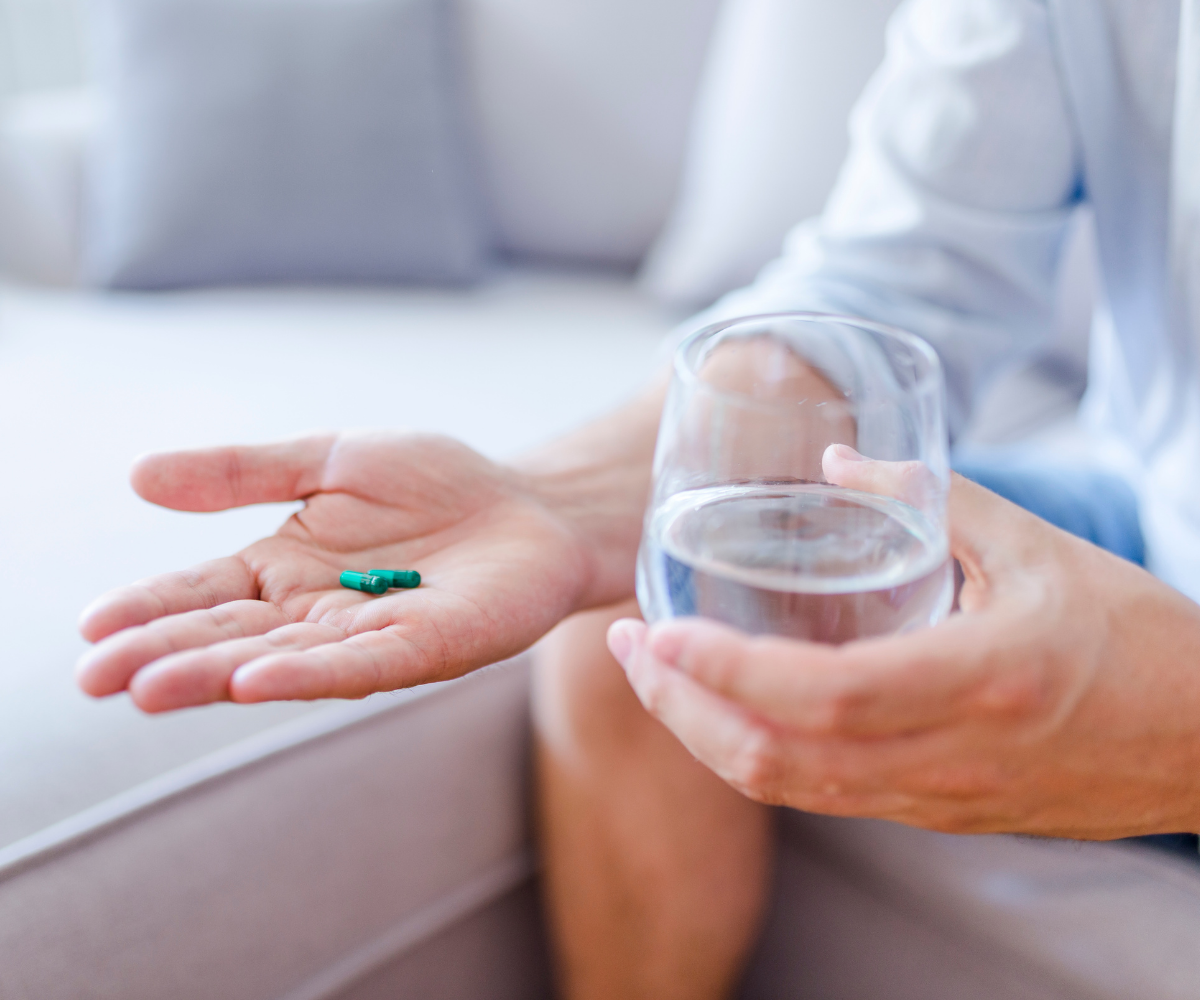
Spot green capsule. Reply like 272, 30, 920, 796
340, 571, 389, 595
369, 569, 422, 589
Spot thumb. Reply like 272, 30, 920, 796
131, 435, 336, 512
821, 445, 1031, 606
821, 443, 943, 511
945, 470, 1046, 604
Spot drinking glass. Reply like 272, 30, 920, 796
636, 312, 953, 644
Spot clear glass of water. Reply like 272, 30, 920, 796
636, 313, 953, 644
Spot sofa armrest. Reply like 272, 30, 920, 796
0, 657, 549, 1000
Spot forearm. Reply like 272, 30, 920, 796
512, 372, 668, 611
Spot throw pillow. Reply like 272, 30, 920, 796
86, 0, 488, 289
640, 0, 901, 308
458, 0, 722, 267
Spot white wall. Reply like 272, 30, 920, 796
0, 0, 87, 99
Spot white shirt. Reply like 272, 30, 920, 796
698, 0, 1200, 601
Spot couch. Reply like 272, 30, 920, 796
2, 1, 1159, 997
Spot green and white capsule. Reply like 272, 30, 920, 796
369, 570, 421, 589
340, 571, 389, 595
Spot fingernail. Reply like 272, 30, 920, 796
607, 622, 635, 666
829, 443, 866, 462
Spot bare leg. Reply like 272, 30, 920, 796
534, 599, 774, 1000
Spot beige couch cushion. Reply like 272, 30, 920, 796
0, 660, 545, 1000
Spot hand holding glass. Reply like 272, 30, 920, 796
636, 313, 952, 644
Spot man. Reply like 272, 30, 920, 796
77, 0, 1200, 996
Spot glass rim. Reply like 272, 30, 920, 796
674, 311, 944, 411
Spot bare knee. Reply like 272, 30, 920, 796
533, 598, 652, 757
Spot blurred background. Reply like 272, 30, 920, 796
0, 0, 87, 96
0, 2, 1097, 996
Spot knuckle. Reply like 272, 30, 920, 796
640, 674, 670, 716
223, 449, 246, 502
726, 728, 787, 801
975, 665, 1054, 720
807, 685, 869, 735
708, 643, 747, 690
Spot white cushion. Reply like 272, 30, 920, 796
459, 0, 723, 266
86, 0, 489, 289
640, 0, 902, 308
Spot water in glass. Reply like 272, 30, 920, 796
639, 482, 951, 644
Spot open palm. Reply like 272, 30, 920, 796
78, 433, 594, 712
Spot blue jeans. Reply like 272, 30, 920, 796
952, 452, 1198, 862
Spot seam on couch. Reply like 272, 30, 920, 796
276, 847, 538, 1000
0, 657, 528, 882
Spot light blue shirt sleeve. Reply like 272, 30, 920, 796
692, 0, 1083, 437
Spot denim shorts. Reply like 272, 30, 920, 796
952, 451, 1198, 863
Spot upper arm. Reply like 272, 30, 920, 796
701, 0, 1082, 434
852, 0, 1077, 214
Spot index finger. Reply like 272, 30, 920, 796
78, 556, 259, 642
647, 606, 1031, 739
131, 435, 336, 512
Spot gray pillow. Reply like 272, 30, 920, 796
86, 0, 489, 289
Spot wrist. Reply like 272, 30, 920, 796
516, 459, 648, 610
510, 376, 667, 611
